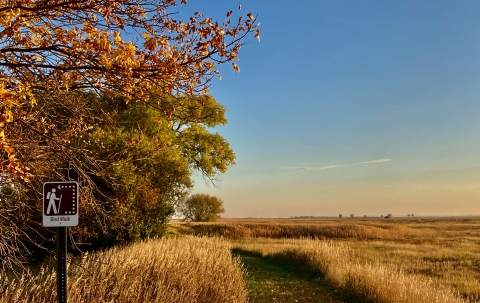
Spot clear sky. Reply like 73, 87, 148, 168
181, 0, 480, 217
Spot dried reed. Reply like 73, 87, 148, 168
234, 239, 469, 303
0, 237, 248, 303
175, 221, 423, 240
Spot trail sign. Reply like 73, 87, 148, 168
43, 182, 79, 227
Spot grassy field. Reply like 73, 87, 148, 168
0, 237, 248, 303
2, 218, 479, 303
171, 217, 480, 303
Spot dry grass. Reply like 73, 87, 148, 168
340, 240, 480, 302
0, 237, 248, 303
172, 220, 424, 240
233, 238, 469, 303
172, 217, 480, 302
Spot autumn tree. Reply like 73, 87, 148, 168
0, 90, 236, 269
0, 0, 257, 271
0, 0, 258, 179
178, 193, 225, 222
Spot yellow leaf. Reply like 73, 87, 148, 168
5, 110, 13, 122
4, 145, 15, 154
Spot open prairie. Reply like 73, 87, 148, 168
171, 217, 480, 303
3, 218, 479, 303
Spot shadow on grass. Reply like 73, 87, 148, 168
232, 248, 362, 303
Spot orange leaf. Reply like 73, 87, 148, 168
254, 29, 260, 42
4, 145, 15, 154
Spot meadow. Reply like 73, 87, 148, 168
171, 217, 480, 303
2, 217, 479, 303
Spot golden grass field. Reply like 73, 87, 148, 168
1, 217, 479, 303
171, 217, 480, 303
0, 237, 248, 303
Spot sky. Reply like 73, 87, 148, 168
178, 0, 480, 217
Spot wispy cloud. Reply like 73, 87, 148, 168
284, 159, 392, 171
356, 159, 392, 164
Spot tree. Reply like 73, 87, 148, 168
84, 94, 234, 242
350, 214, 354, 218
339, 214, 342, 218
0, 0, 259, 181
0, 91, 236, 270
178, 193, 225, 222
0, 0, 255, 271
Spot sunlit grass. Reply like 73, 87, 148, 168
0, 237, 248, 303
232, 238, 470, 303
173, 217, 480, 302
172, 220, 425, 240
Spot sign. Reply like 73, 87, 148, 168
43, 182, 79, 227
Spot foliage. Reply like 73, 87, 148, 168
0, 91, 236, 270
0, 0, 258, 180
0, 0, 252, 271
178, 193, 225, 222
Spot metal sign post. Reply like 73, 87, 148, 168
43, 181, 79, 303
56, 226, 68, 303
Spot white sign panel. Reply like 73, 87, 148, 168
43, 182, 79, 227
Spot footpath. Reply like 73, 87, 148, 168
233, 250, 345, 303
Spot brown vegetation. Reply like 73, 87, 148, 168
0, 237, 248, 303
234, 239, 469, 303
172, 217, 480, 302
171, 220, 424, 240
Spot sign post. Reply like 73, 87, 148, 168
43, 181, 79, 303
56, 226, 68, 303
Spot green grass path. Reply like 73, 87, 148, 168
233, 250, 344, 303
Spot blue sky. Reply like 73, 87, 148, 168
180, 0, 480, 217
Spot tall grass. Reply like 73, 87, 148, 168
341, 240, 480, 302
0, 237, 248, 303
234, 239, 469, 303
170, 219, 480, 302
173, 221, 424, 240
